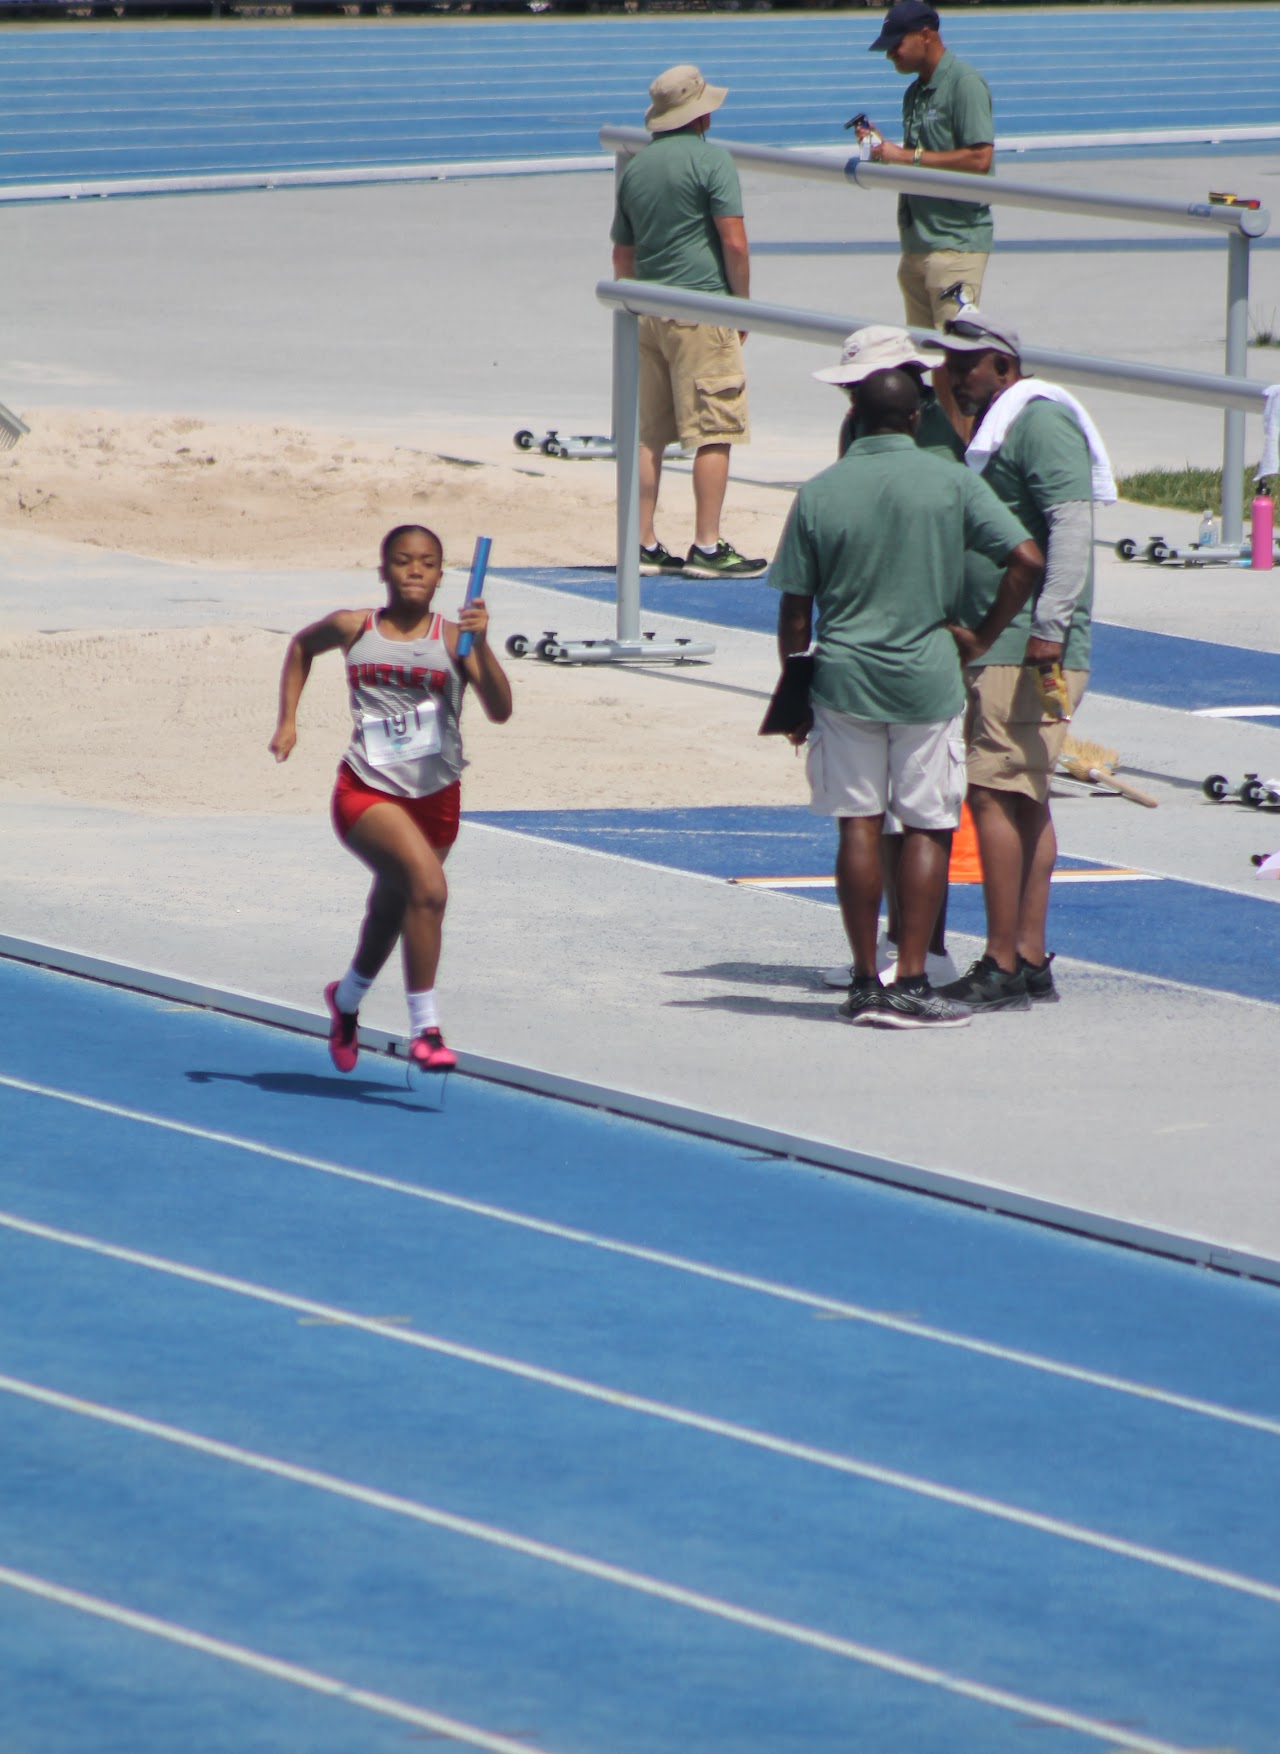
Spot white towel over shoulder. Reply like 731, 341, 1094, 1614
964, 378, 1118, 504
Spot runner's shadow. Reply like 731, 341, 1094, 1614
187, 1070, 434, 1114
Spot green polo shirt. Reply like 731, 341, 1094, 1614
770, 434, 1029, 722
610, 131, 742, 294
898, 49, 994, 255
961, 397, 1095, 669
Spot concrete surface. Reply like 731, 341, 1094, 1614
3, 157, 1280, 1279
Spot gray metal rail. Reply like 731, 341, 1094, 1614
601, 124, 1269, 541
597, 277, 1276, 641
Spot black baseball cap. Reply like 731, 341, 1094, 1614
869, 0, 941, 51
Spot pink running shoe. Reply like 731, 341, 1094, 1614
323, 981, 359, 1074
408, 1028, 457, 1073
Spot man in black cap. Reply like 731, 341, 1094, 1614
935, 307, 1115, 1012
856, 2, 994, 372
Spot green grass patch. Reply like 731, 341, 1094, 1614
1116, 465, 1260, 516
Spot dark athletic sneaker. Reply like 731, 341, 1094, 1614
323, 981, 359, 1074
639, 541, 685, 576
875, 978, 972, 1030
1019, 952, 1060, 1004
682, 539, 768, 579
937, 954, 1031, 1012
837, 974, 888, 1027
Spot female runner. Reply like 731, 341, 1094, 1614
270, 524, 512, 1072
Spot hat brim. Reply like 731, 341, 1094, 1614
646, 82, 727, 133
813, 346, 945, 385
868, 26, 907, 51
940, 332, 1021, 359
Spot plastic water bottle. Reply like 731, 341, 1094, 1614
1197, 509, 1217, 548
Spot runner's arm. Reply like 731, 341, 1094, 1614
270, 610, 363, 762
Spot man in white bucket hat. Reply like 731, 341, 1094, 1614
813, 322, 960, 460
610, 64, 767, 579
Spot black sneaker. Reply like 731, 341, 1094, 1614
875, 978, 972, 1030
639, 541, 685, 575
837, 974, 887, 1027
1019, 952, 1059, 1004
682, 539, 768, 579
937, 954, 1030, 1012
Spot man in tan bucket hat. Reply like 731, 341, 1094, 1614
610, 64, 767, 578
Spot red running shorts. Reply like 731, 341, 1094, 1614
331, 763, 461, 852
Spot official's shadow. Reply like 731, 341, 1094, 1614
663, 960, 833, 991
663, 993, 838, 1023
186, 1069, 440, 1114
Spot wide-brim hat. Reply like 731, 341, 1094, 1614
646, 64, 728, 134
813, 324, 946, 385
940, 308, 1023, 360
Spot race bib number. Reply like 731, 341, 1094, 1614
361, 698, 441, 768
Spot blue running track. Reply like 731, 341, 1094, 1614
0, 6, 1277, 186
3, 952, 1280, 1753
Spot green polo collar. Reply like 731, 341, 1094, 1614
845, 433, 919, 456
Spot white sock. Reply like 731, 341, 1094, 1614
693, 541, 719, 555
334, 965, 374, 1015
407, 988, 440, 1035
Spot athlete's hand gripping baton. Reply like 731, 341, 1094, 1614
455, 535, 492, 660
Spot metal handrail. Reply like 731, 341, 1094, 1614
597, 279, 1271, 415
601, 124, 1267, 540
596, 278, 1276, 646
598, 125, 1271, 237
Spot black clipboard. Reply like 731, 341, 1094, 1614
759, 652, 815, 737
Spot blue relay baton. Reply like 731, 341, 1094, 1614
455, 535, 492, 660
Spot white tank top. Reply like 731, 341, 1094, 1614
341, 609, 465, 798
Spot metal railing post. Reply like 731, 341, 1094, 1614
612, 307, 642, 643
1222, 230, 1251, 544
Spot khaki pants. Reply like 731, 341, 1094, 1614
898, 250, 990, 330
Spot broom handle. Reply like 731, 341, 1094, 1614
1086, 766, 1159, 808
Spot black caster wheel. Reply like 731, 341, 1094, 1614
1243, 776, 1267, 807
513, 429, 535, 451
1114, 537, 1137, 561
1148, 540, 1171, 562
535, 636, 563, 661
1203, 774, 1230, 801
505, 633, 530, 658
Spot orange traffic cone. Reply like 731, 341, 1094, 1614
949, 802, 984, 883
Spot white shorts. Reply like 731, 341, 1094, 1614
806, 702, 967, 830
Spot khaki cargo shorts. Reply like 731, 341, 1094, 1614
638, 315, 750, 452
964, 663, 1089, 803
898, 250, 989, 330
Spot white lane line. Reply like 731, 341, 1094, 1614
3, 1215, 1278, 1609
0, 1490, 1203, 1754
2, 1071, 1278, 1440
1192, 707, 1280, 719
0, 1563, 557, 1754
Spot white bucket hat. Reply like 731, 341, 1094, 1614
646, 64, 728, 134
813, 324, 946, 385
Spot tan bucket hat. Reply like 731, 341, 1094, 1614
646, 64, 728, 134
813, 324, 946, 385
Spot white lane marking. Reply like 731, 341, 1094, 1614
2, 1216, 1279, 1608
2, 1071, 1278, 1440
1192, 707, 1280, 718
0, 1472, 1203, 1754
0, 1563, 557, 1754
731, 871, 1161, 888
